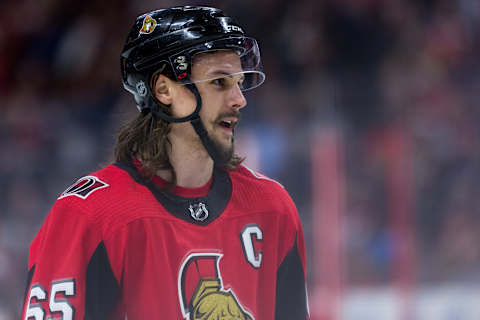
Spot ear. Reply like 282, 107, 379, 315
152, 74, 173, 105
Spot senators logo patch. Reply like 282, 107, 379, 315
139, 15, 157, 34
178, 253, 254, 320
58, 176, 109, 200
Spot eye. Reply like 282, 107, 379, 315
211, 78, 226, 87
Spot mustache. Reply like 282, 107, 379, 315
214, 111, 242, 123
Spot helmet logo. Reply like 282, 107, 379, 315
227, 25, 244, 33
136, 81, 148, 97
140, 15, 157, 34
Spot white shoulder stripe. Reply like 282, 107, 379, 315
242, 165, 284, 188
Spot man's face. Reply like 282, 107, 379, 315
170, 50, 247, 160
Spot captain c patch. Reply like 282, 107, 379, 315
58, 176, 109, 200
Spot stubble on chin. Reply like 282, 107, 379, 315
210, 132, 234, 164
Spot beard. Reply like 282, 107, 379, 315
205, 111, 240, 166
209, 131, 235, 166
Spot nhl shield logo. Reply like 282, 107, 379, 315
188, 202, 209, 221
136, 80, 147, 97
139, 15, 157, 34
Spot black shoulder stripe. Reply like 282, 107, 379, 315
85, 241, 120, 320
275, 237, 307, 320
23, 265, 35, 305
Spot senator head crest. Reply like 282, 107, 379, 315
140, 15, 157, 34
178, 253, 254, 320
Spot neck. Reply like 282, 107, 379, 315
156, 131, 214, 188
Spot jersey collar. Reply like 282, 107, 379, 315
114, 160, 232, 226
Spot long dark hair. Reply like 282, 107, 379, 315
115, 110, 173, 179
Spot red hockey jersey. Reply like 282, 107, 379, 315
22, 161, 309, 320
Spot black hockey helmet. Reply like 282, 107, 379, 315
121, 6, 265, 123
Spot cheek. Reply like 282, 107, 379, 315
171, 92, 197, 118
197, 90, 225, 120
172, 103, 195, 118
199, 100, 222, 125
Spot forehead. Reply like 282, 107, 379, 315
191, 50, 242, 77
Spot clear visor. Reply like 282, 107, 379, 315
170, 37, 265, 91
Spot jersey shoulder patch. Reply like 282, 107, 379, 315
58, 175, 109, 200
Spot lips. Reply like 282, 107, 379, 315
218, 117, 238, 130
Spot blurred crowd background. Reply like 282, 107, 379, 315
2, 0, 480, 318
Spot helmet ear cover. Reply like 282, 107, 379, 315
123, 64, 201, 123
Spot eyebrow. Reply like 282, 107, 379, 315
207, 70, 245, 80
207, 70, 234, 77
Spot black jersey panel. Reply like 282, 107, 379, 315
85, 241, 120, 320
275, 237, 307, 320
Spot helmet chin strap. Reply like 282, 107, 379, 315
186, 84, 230, 167
150, 83, 227, 167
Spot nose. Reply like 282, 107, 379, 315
229, 84, 247, 110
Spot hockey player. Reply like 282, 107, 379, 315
22, 6, 309, 320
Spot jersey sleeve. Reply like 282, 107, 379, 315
274, 191, 310, 320
21, 199, 122, 320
